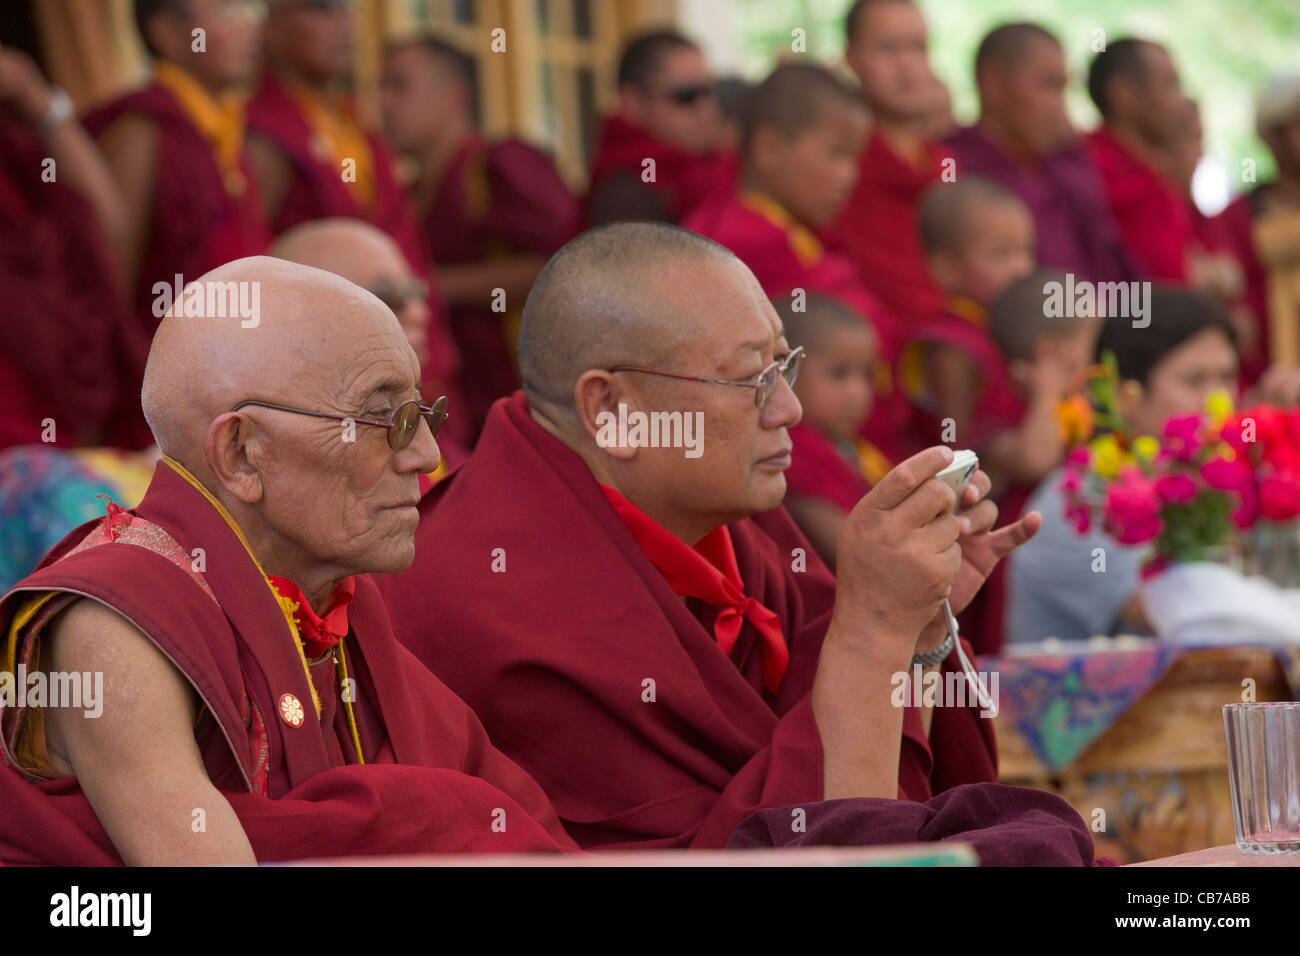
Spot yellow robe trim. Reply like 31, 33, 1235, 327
160, 456, 323, 722
153, 61, 246, 180
739, 191, 824, 267
286, 82, 377, 210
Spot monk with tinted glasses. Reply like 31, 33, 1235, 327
584, 29, 736, 228
382, 222, 1041, 850
0, 256, 575, 864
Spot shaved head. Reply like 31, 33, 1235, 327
975, 22, 1059, 75
269, 219, 431, 368
518, 221, 799, 545
742, 62, 866, 155
271, 218, 407, 284
141, 255, 438, 599
141, 256, 410, 471
918, 175, 1026, 254
518, 221, 739, 414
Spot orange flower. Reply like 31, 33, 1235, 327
1057, 394, 1095, 445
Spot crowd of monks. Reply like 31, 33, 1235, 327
0, 0, 1297, 866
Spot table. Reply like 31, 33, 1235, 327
989, 645, 1295, 865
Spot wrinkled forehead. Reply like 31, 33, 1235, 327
293, 290, 420, 401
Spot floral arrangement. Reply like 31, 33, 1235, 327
1056, 352, 1300, 577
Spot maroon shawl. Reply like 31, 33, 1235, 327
0, 460, 574, 863
380, 393, 997, 850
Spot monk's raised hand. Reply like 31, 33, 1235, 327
947, 506, 1043, 616
833, 446, 963, 651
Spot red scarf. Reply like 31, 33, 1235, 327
266, 575, 355, 659
600, 485, 789, 693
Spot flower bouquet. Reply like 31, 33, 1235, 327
1056, 353, 1300, 645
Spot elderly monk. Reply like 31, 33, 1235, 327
269, 218, 470, 471
0, 257, 574, 865
380, 34, 577, 442
942, 23, 1134, 284
381, 222, 1042, 849
584, 30, 736, 228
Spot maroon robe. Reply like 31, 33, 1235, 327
0, 459, 575, 864
420, 134, 576, 441
1087, 127, 1193, 282
824, 130, 947, 329
584, 114, 737, 227
244, 73, 463, 431
379, 393, 998, 850
82, 82, 270, 449
1217, 190, 1273, 386
0, 120, 133, 450
729, 783, 1098, 865
683, 192, 910, 460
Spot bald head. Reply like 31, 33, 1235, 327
742, 62, 866, 155
269, 219, 431, 368
271, 219, 408, 288
975, 22, 1059, 77
141, 256, 413, 469
918, 175, 1026, 255
518, 222, 741, 414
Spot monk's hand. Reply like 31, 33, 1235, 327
0, 47, 53, 126
833, 446, 964, 657
943, 467, 1043, 617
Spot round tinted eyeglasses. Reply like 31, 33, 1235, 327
608, 347, 803, 409
230, 396, 449, 450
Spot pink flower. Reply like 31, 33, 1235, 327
1201, 455, 1253, 493
1065, 446, 1090, 469
1259, 472, 1300, 521
1065, 502, 1091, 534
1102, 473, 1162, 545
1060, 469, 1083, 496
1231, 484, 1259, 530
1161, 414, 1202, 462
1155, 472, 1198, 504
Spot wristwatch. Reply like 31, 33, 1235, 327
911, 628, 955, 668
38, 86, 73, 136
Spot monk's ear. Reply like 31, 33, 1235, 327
205, 412, 266, 505
573, 370, 638, 461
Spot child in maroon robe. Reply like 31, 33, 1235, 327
777, 295, 891, 571
682, 63, 909, 460
380, 35, 578, 443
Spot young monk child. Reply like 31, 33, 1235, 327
905, 175, 1037, 452
960, 269, 1100, 651
683, 61, 910, 460
778, 295, 891, 570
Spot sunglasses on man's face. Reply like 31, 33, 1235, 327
230, 396, 449, 450
368, 278, 429, 314
664, 84, 715, 107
